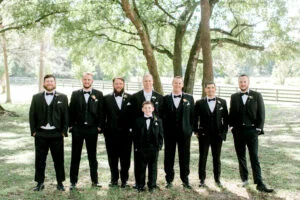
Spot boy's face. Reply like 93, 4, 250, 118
142, 104, 154, 116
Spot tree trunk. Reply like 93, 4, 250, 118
1, 31, 12, 103
0, 104, 18, 117
200, 0, 213, 97
1, 73, 5, 93
38, 37, 45, 92
121, 0, 163, 94
184, 21, 202, 94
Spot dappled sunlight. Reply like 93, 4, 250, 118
0, 137, 32, 150
4, 150, 34, 164
0, 132, 20, 138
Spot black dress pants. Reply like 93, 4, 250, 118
198, 134, 223, 182
232, 126, 263, 185
34, 133, 65, 183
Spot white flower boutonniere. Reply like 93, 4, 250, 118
183, 99, 188, 103
55, 93, 59, 97
151, 96, 156, 100
123, 94, 127, 101
248, 96, 253, 100
91, 95, 98, 102
217, 100, 221, 104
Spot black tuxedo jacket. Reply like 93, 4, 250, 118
29, 91, 69, 136
103, 92, 133, 136
163, 93, 194, 137
194, 97, 228, 140
133, 115, 164, 151
132, 90, 163, 119
229, 90, 265, 134
69, 89, 104, 132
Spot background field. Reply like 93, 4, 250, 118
0, 102, 299, 200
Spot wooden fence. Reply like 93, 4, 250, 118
10, 77, 300, 103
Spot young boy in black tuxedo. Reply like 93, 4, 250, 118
133, 101, 164, 192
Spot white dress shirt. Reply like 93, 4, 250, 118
83, 89, 92, 103
144, 114, 153, 130
114, 94, 123, 110
207, 96, 216, 112
143, 90, 152, 101
241, 89, 250, 105
172, 93, 182, 108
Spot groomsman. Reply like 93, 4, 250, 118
69, 72, 104, 190
194, 81, 228, 187
229, 74, 273, 193
103, 77, 133, 188
29, 74, 68, 191
132, 74, 163, 188
132, 74, 163, 119
163, 76, 194, 189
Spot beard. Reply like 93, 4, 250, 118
43, 85, 56, 92
114, 88, 124, 96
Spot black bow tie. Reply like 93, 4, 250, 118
240, 92, 249, 96
208, 98, 216, 102
46, 92, 54, 96
174, 95, 182, 98
114, 93, 122, 97
144, 117, 152, 120
83, 91, 91, 95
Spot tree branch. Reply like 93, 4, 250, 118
154, 0, 176, 20
152, 44, 173, 59
0, 10, 68, 33
211, 38, 264, 50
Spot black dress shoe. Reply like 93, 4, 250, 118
149, 186, 159, 192
57, 183, 65, 191
70, 183, 77, 191
199, 182, 207, 187
121, 182, 130, 188
182, 183, 192, 189
215, 181, 223, 188
165, 182, 173, 188
33, 183, 44, 191
256, 184, 274, 193
109, 182, 118, 188
137, 187, 145, 192
92, 182, 102, 188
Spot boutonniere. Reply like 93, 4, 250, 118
155, 122, 158, 126
183, 99, 188, 103
91, 95, 98, 102
55, 93, 59, 97
151, 96, 156, 100
248, 96, 253, 100
57, 101, 62, 104
217, 100, 221, 104
123, 94, 127, 101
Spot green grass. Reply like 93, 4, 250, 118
0, 103, 299, 200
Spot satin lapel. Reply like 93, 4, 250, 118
168, 93, 174, 111
121, 94, 128, 111
80, 90, 86, 111
40, 92, 47, 111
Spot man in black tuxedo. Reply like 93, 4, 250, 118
132, 74, 163, 119
131, 74, 163, 188
163, 76, 194, 189
103, 77, 133, 188
69, 72, 104, 190
133, 101, 163, 192
29, 74, 68, 191
229, 74, 273, 193
194, 81, 228, 187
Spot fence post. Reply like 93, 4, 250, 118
276, 89, 279, 102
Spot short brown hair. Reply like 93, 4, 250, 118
44, 74, 56, 81
204, 81, 216, 88
113, 77, 125, 83
142, 101, 154, 108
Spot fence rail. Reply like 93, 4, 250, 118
9, 77, 300, 103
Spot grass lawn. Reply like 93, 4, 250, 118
0, 103, 299, 200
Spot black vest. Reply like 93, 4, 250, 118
142, 121, 155, 148
240, 98, 253, 126
172, 101, 183, 130
45, 98, 54, 126
207, 106, 218, 134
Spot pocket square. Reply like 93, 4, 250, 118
127, 102, 131, 106
57, 101, 62, 104
155, 122, 158, 126
219, 107, 223, 110
155, 102, 158, 104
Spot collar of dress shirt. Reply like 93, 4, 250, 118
172, 92, 182, 98
143, 90, 152, 96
